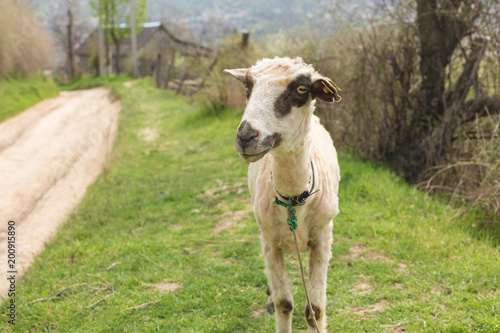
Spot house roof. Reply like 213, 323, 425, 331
75, 23, 215, 57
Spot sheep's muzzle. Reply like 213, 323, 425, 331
234, 121, 281, 162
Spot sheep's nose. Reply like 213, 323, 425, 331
238, 132, 257, 144
237, 120, 259, 147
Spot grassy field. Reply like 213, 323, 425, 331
1, 77, 499, 332
0, 75, 59, 123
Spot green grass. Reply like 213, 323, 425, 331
2, 77, 499, 332
0, 75, 59, 123
59, 74, 132, 91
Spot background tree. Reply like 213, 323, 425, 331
317, 0, 500, 220
397, 0, 500, 181
91, 0, 147, 75
50, 0, 89, 79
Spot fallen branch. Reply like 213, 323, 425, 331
125, 300, 160, 311
381, 321, 409, 328
91, 286, 108, 296
26, 283, 89, 304
87, 292, 115, 308
86, 273, 114, 292
105, 262, 121, 270
419, 161, 490, 193
139, 252, 169, 270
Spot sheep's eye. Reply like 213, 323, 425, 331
296, 86, 308, 94
243, 83, 249, 90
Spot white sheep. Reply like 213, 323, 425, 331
224, 56, 341, 333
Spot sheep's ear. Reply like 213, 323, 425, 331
223, 68, 248, 83
311, 78, 342, 103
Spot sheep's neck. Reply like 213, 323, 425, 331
270, 137, 311, 198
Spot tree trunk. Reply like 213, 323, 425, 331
438, 38, 488, 156
415, 0, 467, 131
104, 2, 111, 74
115, 40, 120, 75
66, 8, 75, 79
110, 29, 120, 75
164, 49, 176, 89
155, 53, 163, 88
388, 0, 482, 182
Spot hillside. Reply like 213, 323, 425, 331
1, 77, 498, 332
148, 0, 376, 36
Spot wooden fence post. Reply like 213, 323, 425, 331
155, 54, 163, 88
241, 31, 250, 49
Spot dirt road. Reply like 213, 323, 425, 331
0, 87, 121, 298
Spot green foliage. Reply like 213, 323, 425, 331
0, 75, 59, 123
90, 0, 147, 40
1, 79, 498, 332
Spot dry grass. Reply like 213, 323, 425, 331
420, 113, 500, 224
0, 0, 50, 78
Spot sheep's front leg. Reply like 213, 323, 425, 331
306, 223, 333, 333
262, 237, 293, 333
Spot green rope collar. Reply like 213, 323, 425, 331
272, 197, 298, 231
271, 161, 319, 231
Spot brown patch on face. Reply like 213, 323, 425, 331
273, 74, 312, 118
262, 132, 282, 149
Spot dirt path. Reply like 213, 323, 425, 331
0, 87, 121, 298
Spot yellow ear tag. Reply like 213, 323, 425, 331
322, 84, 333, 94
328, 79, 341, 91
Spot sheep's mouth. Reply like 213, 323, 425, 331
239, 148, 271, 162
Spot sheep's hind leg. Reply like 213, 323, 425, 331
262, 238, 293, 333
306, 223, 333, 333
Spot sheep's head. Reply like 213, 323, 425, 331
224, 56, 341, 162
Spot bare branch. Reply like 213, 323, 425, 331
26, 283, 89, 304
86, 273, 114, 292
87, 292, 115, 308
124, 300, 160, 311
139, 252, 169, 270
